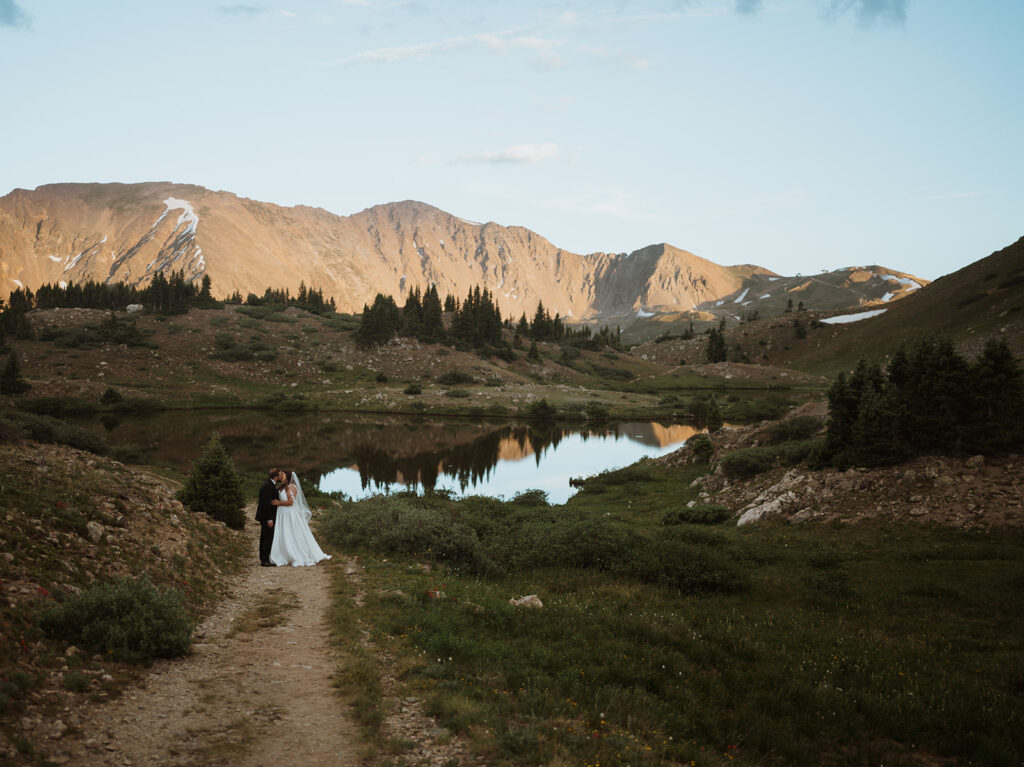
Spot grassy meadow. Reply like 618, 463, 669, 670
319, 462, 1024, 766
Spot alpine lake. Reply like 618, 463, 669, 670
97, 410, 702, 504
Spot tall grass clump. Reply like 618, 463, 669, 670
39, 576, 193, 663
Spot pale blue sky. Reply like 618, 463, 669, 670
1, 0, 1021, 280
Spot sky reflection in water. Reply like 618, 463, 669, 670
319, 423, 696, 504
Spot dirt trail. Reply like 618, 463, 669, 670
57, 511, 359, 767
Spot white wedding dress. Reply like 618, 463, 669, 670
269, 474, 331, 567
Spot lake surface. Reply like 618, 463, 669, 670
100, 411, 699, 504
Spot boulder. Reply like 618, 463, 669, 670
509, 594, 543, 608
85, 521, 104, 543
737, 490, 799, 526
126, 304, 144, 313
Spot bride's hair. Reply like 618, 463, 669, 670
284, 470, 295, 486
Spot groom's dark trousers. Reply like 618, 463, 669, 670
255, 478, 278, 564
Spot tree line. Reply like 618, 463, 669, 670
821, 337, 1023, 466
354, 284, 622, 353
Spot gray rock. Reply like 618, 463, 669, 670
85, 521, 104, 543
509, 594, 543, 608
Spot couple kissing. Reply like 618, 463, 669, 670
255, 468, 331, 567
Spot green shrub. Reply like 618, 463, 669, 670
511, 489, 549, 506
54, 423, 108, 455
62, 672, 91, 693
404, 383, 422, 395
526, 398, 556, 420
38, 576, 193, 663
3, 410, 59, 442
445, 389, 471, 398
263, 312, 296, 324
213, 331, 236, 350
719, 447, 775, 478
437, 370, 475, 385
99, 387, 124, 405
956, 293, 987, 308
235, 305, 274, 319
177, 434, 246, 528
18, 397, 99, 417
687, 433, 714, 461
763, 415, 823, 444
662, 504, 732, 525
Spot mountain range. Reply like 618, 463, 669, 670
0, 182, 922, 320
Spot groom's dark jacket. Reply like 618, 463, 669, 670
255, 479, 278, 523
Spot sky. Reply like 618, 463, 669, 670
1, 0, 1021, 281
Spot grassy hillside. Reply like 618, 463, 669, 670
777, 236, 1024, 374
5, 303, 816, 424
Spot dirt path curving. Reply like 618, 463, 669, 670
57, 511, 359, 767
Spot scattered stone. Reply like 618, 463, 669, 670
85, 521, 104, 542
509, 594, 543, 608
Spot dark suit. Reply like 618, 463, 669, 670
255, 478, 279, 564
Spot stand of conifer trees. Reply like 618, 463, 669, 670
821, 337, 1023, 467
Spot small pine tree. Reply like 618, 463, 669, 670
1, 352, 30, 395
528, 340, 540, 361
100, 386, 124, 405
177, 434, 246, 529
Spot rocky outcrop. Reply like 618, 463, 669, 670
694, 454, 1024, 529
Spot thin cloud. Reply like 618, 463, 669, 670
735, 0, 763, 14
0, 0, 31, 29
579, 45, 650, 70
453, 143, 560, 165
340, 31, 565, 66
826, 0, 908, 24
916, 190, 998, 202
343, 35, 475, 64
219, 4, 266, 17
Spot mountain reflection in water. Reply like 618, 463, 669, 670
321, 421, 699, 503
98, 412, 698, 504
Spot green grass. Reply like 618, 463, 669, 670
321, 468, 1024, 766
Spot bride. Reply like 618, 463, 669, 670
269, 470, 332, 567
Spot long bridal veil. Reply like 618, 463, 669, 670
291, 473, 313, 521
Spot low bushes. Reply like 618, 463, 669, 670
320, 494, 748, 595
38, 577, 193, 664
662, 504, 732, 525
436, 370, 475, 386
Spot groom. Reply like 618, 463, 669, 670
256, 467, 283, 566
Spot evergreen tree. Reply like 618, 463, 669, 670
421, 285, 444, 340
400, 286, 423, 337
706, 328, 727, 363
0, 352, 30, 395
354, 294, 401, 349
968, 338, 1024, 452
177, 434, 246, 529
528, 340, 540, 361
